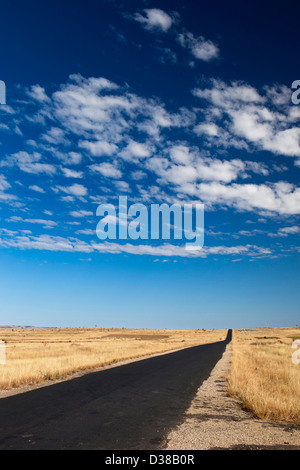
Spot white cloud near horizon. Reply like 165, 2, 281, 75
0, 228, 273, 259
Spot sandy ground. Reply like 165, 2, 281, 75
165, 344, 300, 450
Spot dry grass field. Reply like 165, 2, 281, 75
1, 326, 299, 426
0, 327, 227, 391
227, 327, 300, 425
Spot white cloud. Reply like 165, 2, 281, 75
119, 139, 151, 161
114, 180, 130, 192
57, 183, 88, 197
41, 127, 70, 146
263, 128, 300, 157
134, 9, 174, 32
29, 185, 46, 193
61, 196, 75, 203
5, 151, 56, 175
197, 181, 300, 215
92, 241, 271, 259
69, 210, 94, 218
169, 145, 193, 164
277, 226, 300, 236
27, 85, 50, 103
65, 152, 82, 165
21, 75, 196, 169
89, 162, 122, 179
61, 168, 83, 178
131, 170, 147, 181
194, 123, 219, 137
0, 174, 11, 192
196, 159, 246, 183
264, 84, 291, 107
79, 140, 117, 157
0, 234, 93, 253
178, 31, 219, 62
2, 74, 299, 234
76, 229, 95, 235
50, 150, 83, 166
7, 216, 57, 228
51, 74, 135, 140
0, 175, 16, 202
193, 79, 300, 158
0, 230, 272, 259
232, 111, 272, 142
147, 146, 248, 187
193, 80, 264, 106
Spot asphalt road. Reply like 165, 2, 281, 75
0, 330, 232, 450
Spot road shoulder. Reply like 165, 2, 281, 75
165, 344, 300, 450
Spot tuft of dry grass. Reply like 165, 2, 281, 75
227, 327, 300, 425
0, 327, 227, 391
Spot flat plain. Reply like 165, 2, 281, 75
0, 327, 227, 392
1, 325, 299, 427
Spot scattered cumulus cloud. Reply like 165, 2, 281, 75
26, 84, 50, 103
69, 210, 94, 218
89, 162, 122, 179
193, 79, 300, 158
29, 185, 46, 193
177, 31, 219, 62
3, 151, 56, 175
57, 183, 88, 197
61, 168, 83, 178
133, 9, 174, 32
0, 72, 299, 258
277, 226, 300, 236
7, 216, 57, 228
0, 228, 273, 260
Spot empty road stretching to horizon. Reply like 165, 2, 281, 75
0, 330, 232, 450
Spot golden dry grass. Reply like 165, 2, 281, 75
227, 327, 300, 425
0, 327, 227, 391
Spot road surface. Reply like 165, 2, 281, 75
0, 330, 231, 449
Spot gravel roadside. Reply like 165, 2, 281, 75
165, 344, 300, 450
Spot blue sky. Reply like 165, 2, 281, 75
0, 0, 299, 329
